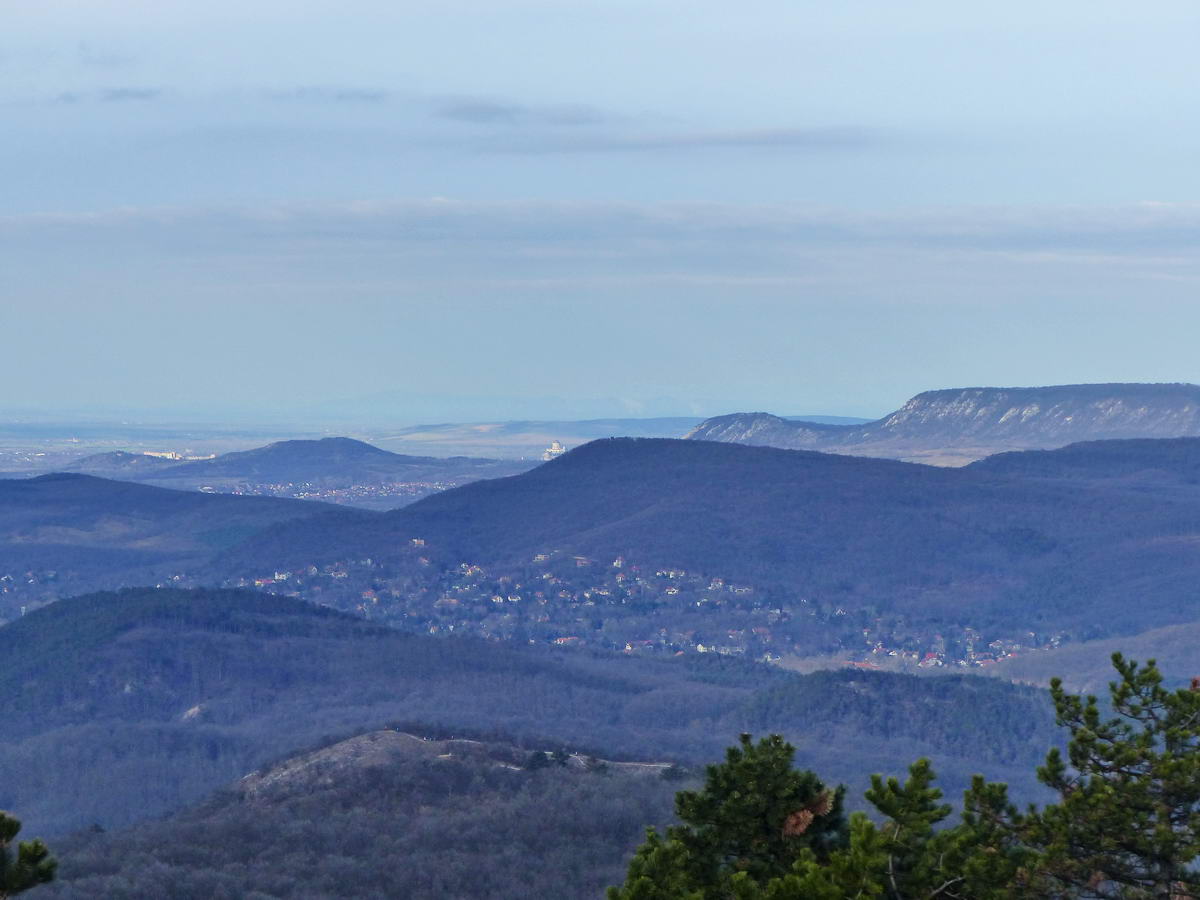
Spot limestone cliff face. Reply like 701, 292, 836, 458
874, 384, 1200, 442
683, 412, 843, 448
685, 384, 1200, 463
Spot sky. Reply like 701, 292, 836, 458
4, 1, 1200, 422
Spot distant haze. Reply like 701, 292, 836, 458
4, 1, 1200, 420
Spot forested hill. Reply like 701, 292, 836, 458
0, 587, 1055, 837
967, 436, 1200, 488
0, 472, 333, 533
58, 451, 180, 477
62, 436, 535, 500
42, 730, 685, 900
685, 382, 1200, 464
216, 436, 1200, 638
0, 473, 341, 619
219, 437, 986, 570
149, 436, 528, 483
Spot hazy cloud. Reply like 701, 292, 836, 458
480, 126, 884, 154
47, 87, 162, 104
7, 199, 1200, 261
270, 86, 391, 103
6, 198, 1199, 417
76, 43, 135, 68
99, 87, 161, 102
434, 96, 608, 126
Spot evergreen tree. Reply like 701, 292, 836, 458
0, 812, 56, 898
736, 759, 1026, 899
979, 654, 1200, 898
608, 733, 847, 898
612, 658, 1200, 899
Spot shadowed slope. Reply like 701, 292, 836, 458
968, 437, 1200, 491
0, 473, 347, 618
217, 437, 1200, 639
41, 730, 684, 900
0, 586, 1055, 837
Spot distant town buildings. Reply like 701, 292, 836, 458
542, 440, 567, 462
142, 450, 216, 460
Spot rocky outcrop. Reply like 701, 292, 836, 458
682, 412, 846, 448
685, 384, 1200, 464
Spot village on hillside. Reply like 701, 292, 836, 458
193, 541, 1060, 670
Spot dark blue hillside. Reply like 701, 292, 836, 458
167, 436, 410, 476
218, 437, 1200, 640
0, 587, 1055, 838
0, 472, 339, 520
0, 474, 353, 618
970, 437, 1200, 487
153, 436, 529, 484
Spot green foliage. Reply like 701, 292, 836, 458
607, 829, 704, 900
0, 812, 56, 897
625, 756, 1024, 900
989, 653, 1200, 898
767, 760, 1027, 899
619, 656, 1200, 899
609, 734, 847, 898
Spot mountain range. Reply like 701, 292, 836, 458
10, 428, 1200, 662
11, 413, 1200, 893
358, 415, 871, 458
686, 383, 1200, 465
214, 435, 1200, 646
59, 437, 535, 509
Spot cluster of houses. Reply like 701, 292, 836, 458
0, 535, 1063, 670
216, 479, 458, 506
210, 540, 1057, 667
0, 569, 63, 624
215, 547, 792, 658
855, 625, 1059, 670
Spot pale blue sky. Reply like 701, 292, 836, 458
4, 1, 1199, 421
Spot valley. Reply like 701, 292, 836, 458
7, 416, 1200, 678
202, 434, 1200, 671
5, 389, 1200, 898
12, 3, 1195, 890
0, 587, 1056, 841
